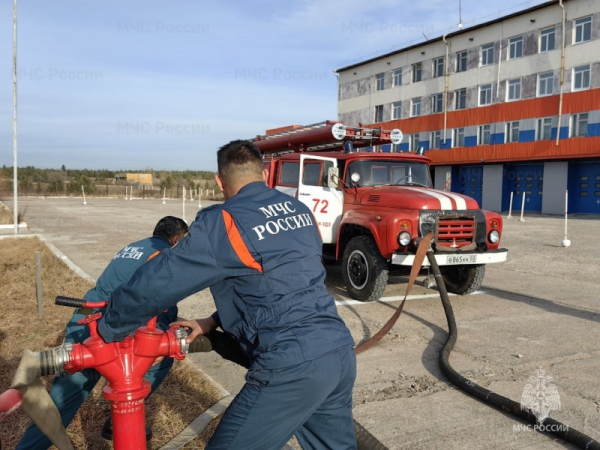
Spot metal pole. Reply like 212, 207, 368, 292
162, 187, 166, 205
562, 189, 571, 247
13, 0, 18, 234
35, 252, 43, 317
507, 191, 513, 218
519, 194, 526, 222
182, 186, 186, 223
82, 185, 87, 205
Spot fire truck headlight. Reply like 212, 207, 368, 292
488, 230, 500, 244
398, 232, 411, 246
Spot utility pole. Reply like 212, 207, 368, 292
13, 0, 18, 234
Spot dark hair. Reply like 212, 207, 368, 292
217, 139, 263, 185
153, 216, 188, 240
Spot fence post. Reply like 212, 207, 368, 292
35, 252, 43, 317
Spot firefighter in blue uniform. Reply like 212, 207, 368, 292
17, 216, 188, 450
98, 140, 358, 450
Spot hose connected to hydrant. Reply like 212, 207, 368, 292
7, 295, 213, 450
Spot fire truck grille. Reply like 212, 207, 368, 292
436, 217, 475, 248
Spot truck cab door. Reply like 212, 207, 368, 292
298, 155, 343, 244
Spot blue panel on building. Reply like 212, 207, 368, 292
399, 143, 409, 152
420, 140, 430, 150
568, 161, 600, 214
502, 164, 544, 212
519, 130, 536, 143
440, 139, 451, 149
587, 123, 600, 137
490, 133, 504, 145
380, 144, 391, 153
550, 127, 570, 140
452, 165, 483, 207
464, 136, 477, 147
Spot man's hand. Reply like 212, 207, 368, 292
170, 316, 218, 343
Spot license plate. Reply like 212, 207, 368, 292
446, 254, 477, 265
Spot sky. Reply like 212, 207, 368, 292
0, 0, 547, 171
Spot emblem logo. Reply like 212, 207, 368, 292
520, 368, 561, 423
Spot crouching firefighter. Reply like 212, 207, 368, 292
17, 216, 188, 450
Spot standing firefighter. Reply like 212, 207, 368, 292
17, 216, 188, 450
98, 140, 358, 450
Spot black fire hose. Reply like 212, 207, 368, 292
427, 251, 600, 450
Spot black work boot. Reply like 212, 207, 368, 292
101, 416, 152, 441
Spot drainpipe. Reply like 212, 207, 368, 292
443, 34, 449, 147
556, 0, 566, 146
496, 24, 502, 102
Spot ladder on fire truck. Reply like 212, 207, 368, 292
253, 120, 403, 154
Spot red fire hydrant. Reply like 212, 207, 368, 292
41, 296, 191, 450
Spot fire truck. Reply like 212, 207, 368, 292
254, 121, 507, 302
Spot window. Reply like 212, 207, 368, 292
574, 16, 592, 44
571, 113, 588, 137
432, 93, 443, 113
509, 36, 523, 59
540, 27, 555, 52
478, 124, 491, 145
412, 63, 422, 82
538, 72, 554, 96
411, 97, 421, 117
481, 43, 494, 66
506, 121, 520, 143
433, 57, 445, 78
346, 160, 432, 187
303, 163, 323, 186
431, 130, 441, 149
302, 161, 333, 187
455, 88, 467, 110
536, 117, 552, 140
507, 78, 521, 101
453, 128, 465, 147
479, 84, 492, 106
279, 162, 300, 186
374, 105, 384, 122
410, 134, 420, 152
392, 101, 402, 120
393, 68, 402, 87
376, 73, 385, 91
573, 65, 590, 91
456, 51, 467, 72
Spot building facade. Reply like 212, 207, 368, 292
336, 0, 600, 214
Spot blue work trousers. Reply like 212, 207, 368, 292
206, 345, 357, 450
17, 311, 173, 450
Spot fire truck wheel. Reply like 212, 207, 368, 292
342, 236, 388, 302
442, 264, 486, 295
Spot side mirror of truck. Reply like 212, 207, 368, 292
327, 167, 340, 189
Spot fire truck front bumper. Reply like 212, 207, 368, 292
391, 249, 508, 266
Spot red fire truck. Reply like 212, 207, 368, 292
254, 121, 507, 302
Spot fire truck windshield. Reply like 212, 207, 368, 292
346, 160, 432, 188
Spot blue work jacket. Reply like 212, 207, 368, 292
98, 182, 354, 369
85, 235, 177, 331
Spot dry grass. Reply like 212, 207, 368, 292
0, 202, 25, 224
0, 237, 224, 449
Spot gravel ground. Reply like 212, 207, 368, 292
2, 196, 599, 449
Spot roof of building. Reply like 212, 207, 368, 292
336, 0, 565, 73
